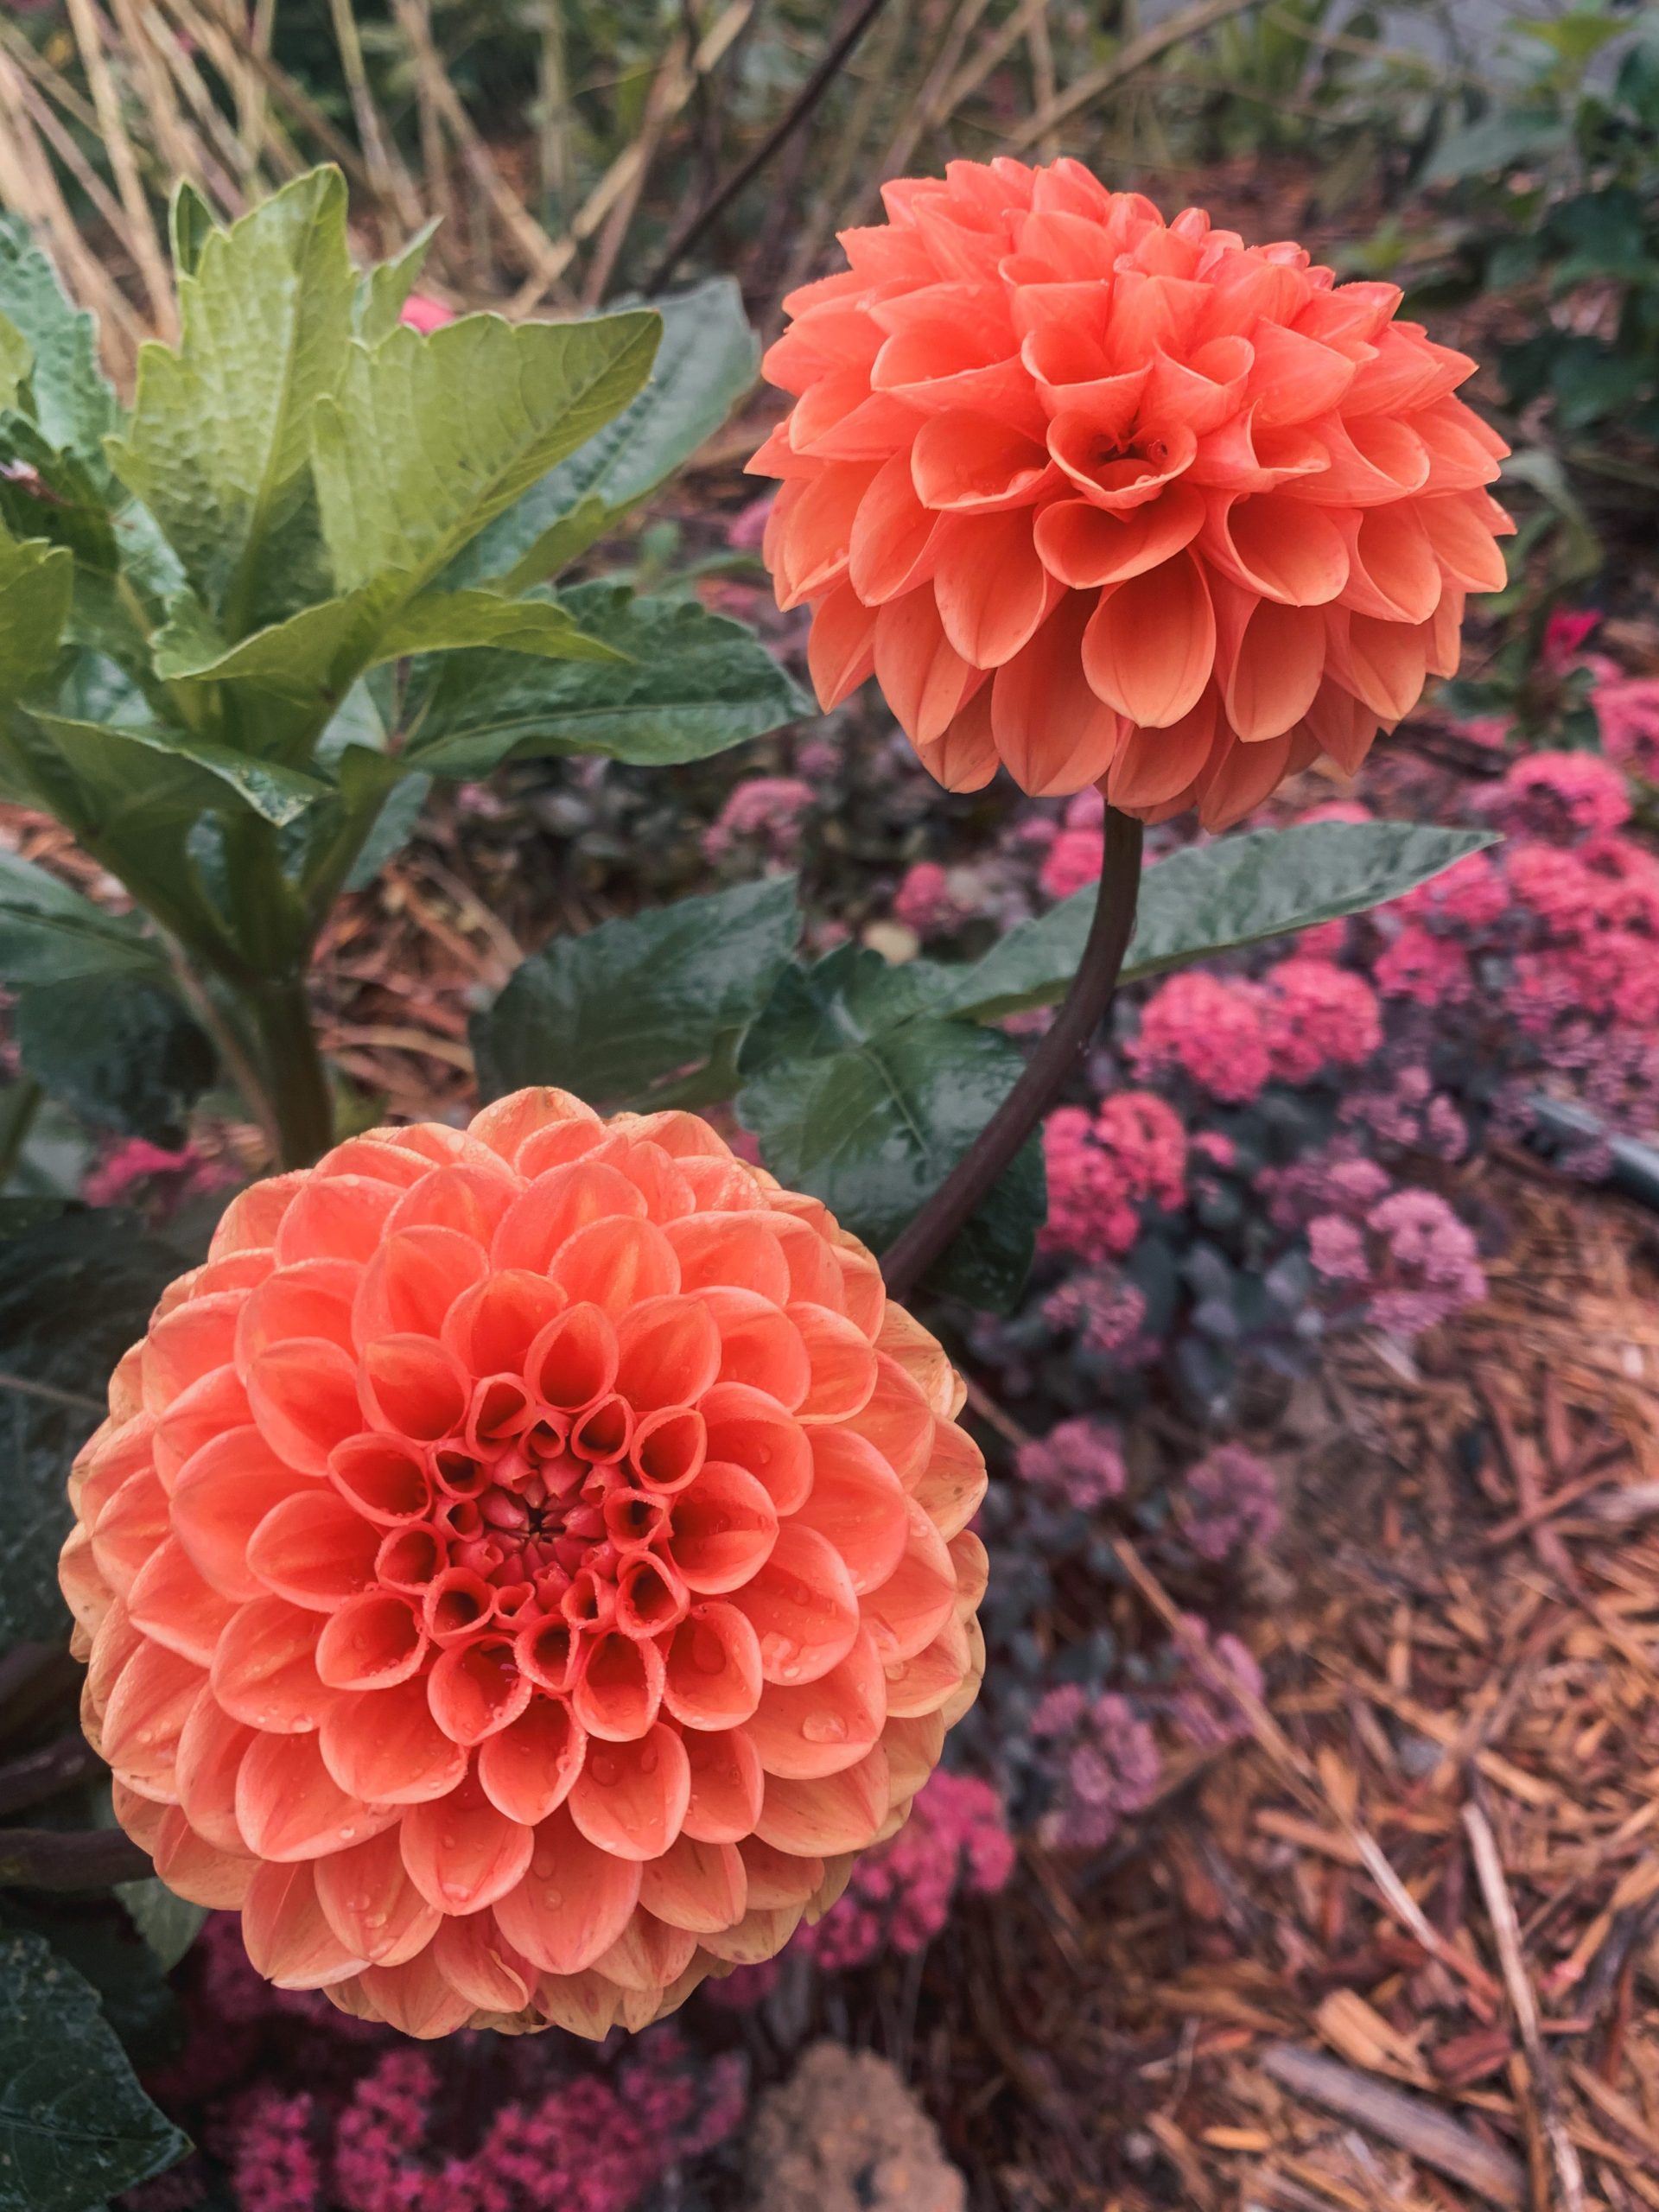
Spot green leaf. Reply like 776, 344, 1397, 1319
375, 588, 623, 663
345, 769, 430, 891
106, 167, 356, 628
0, 218, 118, 465
0, 313, 30, 414
1421, 106, 1570, 186
0, 416, 121, 577
406, 583, 809, 775
354, 218, 442, 344
311, 308, 661, 597
936, 822, 1502, 1024
474, 874, 801, 1107
0, 531, 73, 702
0, 1929, 188, 2212
22, 712, 328, 828
735, 945, 1043, 1310
167, 179, 214, 279
458, 276, 757, 592
0, 845, 168, 986
0, 1209, 180, 1644
114, 1880, 207, 1974
16, 976, 217, 1144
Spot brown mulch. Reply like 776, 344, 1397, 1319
939, 1164, 1659, 2210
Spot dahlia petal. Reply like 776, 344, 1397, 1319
353, 1227, 488, 1345
309, 1590, 427, 1693
1412, 396, 1506, 491
151, 1805, 252, 1909
862, 1496, 960, 1663
1195, 728, 1296, 830
662, 1214, 793, 1306
327, 1435, 430, 1527
1047, 413, 1196, 512
1344, 321, 1470, 415
313, 1134, 433, 1185
59, 1527, 110, 1638
876, 1301, 957, 1414
848, 451, 941, 604
805, 579, 877, 709
152, 1370, 250, 1490
91, 1465, 169, 1596
788, 1302, 880, 1423
468, 1087, 600, 1164
358, 1334, 471, 1441
141, 1294, 242, 1414
739, 1834, 824, 1910
1340, 501, 1442, 624
272, 1175, 400, 1266
1033, 482, 1203, 588
612, 1295, 722, 1413
124, 1537, 238, 1664
1328, 607, 1429, 721
572, 1628, 665, 1741
697, 1904, 806, 1965
212, 1596, 329, 1732
401, 1777, 534, 1911
909, 1421, 988, 1539
207, 1173, 305, 1259
772, 461, 875, 607
765, 1211, 851, 1309
677, 1725, 764, 1848
100, 1640, 204, 1800
247, 1339, 364, 1475
697, 1383, 812, 1513
426, 1636, 532, 1746
913, 680, 999, 791
429, 1911, 534, 2012
1287, 411, 1429, 506
315, 1827, 443, 1965
792, 1429, 908, 1592
874, 586, 976, 743
442, 1269, 569, 1377
1083, 551, 1215, 728
568, 1723, 690, 1860
639, 1834, 747, 1933
319, 1675, 469, 1803
235, 1730, 395, 1862
628, 1405, 709, 1495
747, 1626, 886, 1779
990, 593, 1122, 797
1143, 335, 1253, 433
1107, 690, 1218, 810
931, 512, 1049, 669
881, 1611, 973, 1718
588, 1912, 699, 1993
1203, 492, 1349, 607
111, 1777, 167, 1851
881, 1708, 947, 1799
1243, 319, 1357, 426
550, 1216, 680, 1314
1426, 589, 1465, 679
349, 1948, 477, 2038
1220, 598, 1329, 743
242, 1860, 370, 1988
513, 1118, 607, 1178
754, 1744, 890, 1856
73, 1413, 156, 1518
730, 1522, 861, 1684
1305, 677, 1379, 775
476, 1699, 587, 1824
493, 1807, 643, 1974
524, 1301, 619, 1414
1419, 491, 1512, 591
384, 1163, 518, 1244
700, 1288, 810, 1407
841, 1354, 937, 1488
663, 1601, 764, 1732
245, 1491, 380, 1611
235, 1261, 359, 1376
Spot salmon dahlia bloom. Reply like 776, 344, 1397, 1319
59, 1093, 987, 2039
751, 157, 1514, 829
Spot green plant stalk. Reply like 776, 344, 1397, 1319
0, 1075, 43, 1186
246, 970, 334, 1168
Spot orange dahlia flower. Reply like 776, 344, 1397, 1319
59, 1095, 987, 2039
750, 158, 1513, 829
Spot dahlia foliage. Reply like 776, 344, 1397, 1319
59, 1092, 988, 2038
753, 157, 1513, 826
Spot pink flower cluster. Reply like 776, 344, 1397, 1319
1027, 1687, 1160, 1853
1262, 957, 1382, 1084
83, 1138, 235, 1214
1487, 748, 1631, 841
1130, 957, 1384, 1104
1037, 789, 1109, 902
1041, 1092, 1186, 1259
1169, 1619, 1267, 1751
1301, 1179, 1486, 1336
701, 774, 816, 863
799, 1770, 1015, 1970
893, 859, 982, 938
1015, 1415, 1127, 1511
1176, 1444, 1281, 1562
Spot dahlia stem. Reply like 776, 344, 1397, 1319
880, 804, 1145, 1305
0, 1825, 151, 1890
249, 974, 335, 1170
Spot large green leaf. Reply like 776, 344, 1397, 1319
374, 588, 623, 664
0, 416, 121, 578
311, 308, 660, 596
0, 846, 168, 986
735, 945, 1045, 1310
16, 977, 217, 1145
938, 822, 1500, 1024
22, 713, 327, 828
106, 169, 356, 629
0, 218, 118, 464
0, 533, 73, 702
354, 219, 441, 344
474, 874, 800, 1107
406, 583, 809, 775
0, 314, 29, 414
0, 1210, 180, 1644
0, 1929, 188, 2212
457, 276, 758, 591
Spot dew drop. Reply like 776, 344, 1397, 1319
801, 1711, 848, 1745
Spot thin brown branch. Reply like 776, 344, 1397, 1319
0, 1825, 152, 1890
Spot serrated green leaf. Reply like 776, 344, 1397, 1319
23, 712, 327, 827
0, 531, 73, 702
457, 277, 757, 592
0, 415, 121, 576
735, 945, 1043, 1311
936, 822, 1502, 1024
168, 179, 215, 279
0, 844, 168, 985
0, 218, 118, 465
474, 874, 801, 1106
0, 1210, 181, 1644
375, 588, 623, 663
406, 582, 809, 774
106, 167, 356, 629
312, 308, 661, 596
0, 312, 30, 414
16, 976, 217, 1142
354, 219, 441, 344
0, 1929, 188, 2212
